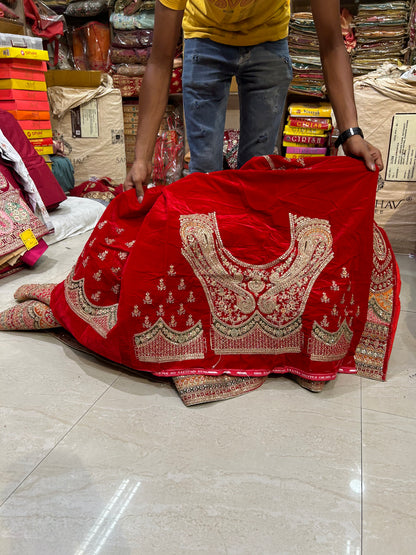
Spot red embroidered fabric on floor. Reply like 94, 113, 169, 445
50, 155, 400, 384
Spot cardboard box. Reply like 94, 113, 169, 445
18, 119, 52, 130
23, 128, 53, 140
45, 70, 102, 89
0, 67, 46, 81
0, 78, 47, 91
353, 79, 416, 254
28, 137, 54, 147
34, 145, 54, 155
0, 89, 48, 101
49, 84, 126, 184
0, 59, 47, 71
0, 47, 49, 61
0, 99, 50, 111
6, 110, 50, 121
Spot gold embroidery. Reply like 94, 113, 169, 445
157, 278, 166, 291
180, 212, 334, 355
134, 319, 205, 362
355, 226, 395, 380
309, 319, 353, 361
178, 278, 186, 290
93, 270, 102, 281
132, 305, 141, 317
330, 281, 339, 291
168, 265, 176, 276
166, 291, 175, 304
143, 292, 152, 304
64, 269, 118, 338
341, 267, 349, 279
98, 250, 108, 261
321, 292, 330, 303
177, 303, 186, 315
157, 304, 165, 317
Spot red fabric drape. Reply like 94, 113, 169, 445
51, 155, 400, 382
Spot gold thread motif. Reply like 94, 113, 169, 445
180, 212, 334, 354
134, 318, 205, 362
355, 226, 395, 380
309, 319, 353, 361
64, 269, 118, 338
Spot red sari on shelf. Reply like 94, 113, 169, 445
47, 155, 400, 403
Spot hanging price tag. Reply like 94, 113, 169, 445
20, 229, 38, 250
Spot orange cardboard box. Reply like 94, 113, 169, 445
7, 109, 50, 120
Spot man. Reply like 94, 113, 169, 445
124, 0, 383, 201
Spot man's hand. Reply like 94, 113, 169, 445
342, 135, 384, 172
123, 159, 152, 202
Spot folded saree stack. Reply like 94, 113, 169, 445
110, 0, 182, 96
351, 2, 410, 75
288, 12, 325, 97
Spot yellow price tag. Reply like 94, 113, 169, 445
20, 229, 38, 250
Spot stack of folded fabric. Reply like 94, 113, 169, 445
124, 101, 184, 184
65, 0, 111, 71
288, 11, 325, 98
352, 2, 410, 75
283, 102, 333, 160
110, 0, 182, 96
405, 1, 415, 65
0, 34, 54, 162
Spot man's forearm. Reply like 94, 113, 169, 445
134, 61, 174, 164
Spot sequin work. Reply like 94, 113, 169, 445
180, 212, 334, 354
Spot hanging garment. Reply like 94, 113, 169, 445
47, 155, 400, 387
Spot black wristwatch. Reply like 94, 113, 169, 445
334, 127, 364, 148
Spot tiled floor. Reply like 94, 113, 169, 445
0, 233, 415, 555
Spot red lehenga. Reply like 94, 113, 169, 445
0, 156, 401, 405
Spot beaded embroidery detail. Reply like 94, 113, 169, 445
134, 318, 205, 362
354, 226, 395, 380
309, 319, 353, 361
64, 269, 118, 338
180, 212, 334, 354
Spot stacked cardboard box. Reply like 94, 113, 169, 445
0, 36, 52, 162
283, 102, 333, 160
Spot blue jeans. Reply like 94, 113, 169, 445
182, 37, 292, 173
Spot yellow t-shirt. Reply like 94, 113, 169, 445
160, 0, 290, 46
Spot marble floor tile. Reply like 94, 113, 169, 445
0, 373, 362, 555
0, 331, 120, 503
361, 310, 416, 420
362, 409, 416, 555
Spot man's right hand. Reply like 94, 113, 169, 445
123, 159, 152, 203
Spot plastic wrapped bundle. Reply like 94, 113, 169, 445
64, 0, 107, 17
71, 21, 110, 71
